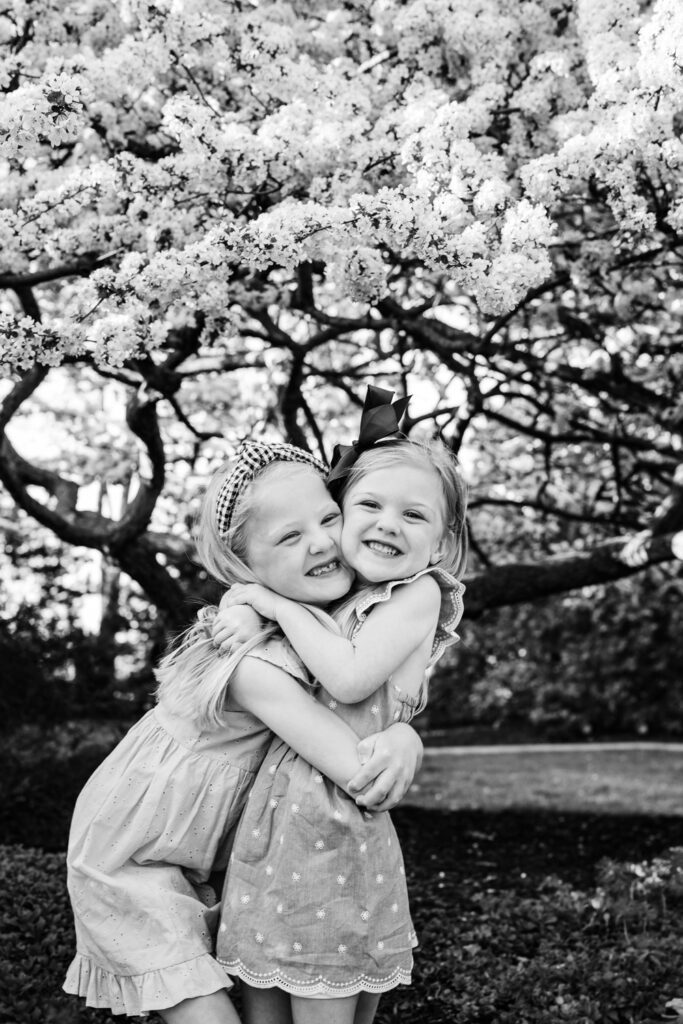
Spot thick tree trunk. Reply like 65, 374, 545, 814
111, 537, 190, 631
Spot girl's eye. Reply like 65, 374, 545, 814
278, 531, 300, 544
359, 500, 379, 509
322, 512, 340, 526
405, 510, 425, 520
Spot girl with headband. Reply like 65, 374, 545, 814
63, 439, 423, 1024
212, 389, 467, 1024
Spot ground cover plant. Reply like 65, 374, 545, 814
3, 739, 683, 1024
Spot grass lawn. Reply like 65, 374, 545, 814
409, 744, 683, 815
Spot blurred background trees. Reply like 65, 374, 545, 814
1, 0, 682, 735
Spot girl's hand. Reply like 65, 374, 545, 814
211, 602, 263, 653
347, 723, 423, 812
222, 583, 283, 621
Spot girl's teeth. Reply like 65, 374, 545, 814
368, 542, 399, 555
309, 561, 337, 576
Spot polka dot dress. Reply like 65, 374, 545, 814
217, 568, 464, 998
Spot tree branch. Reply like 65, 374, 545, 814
112, 387, 166, 544
279, 354, 309, 449
464, 531, 681, 617
0, 252, 118, 289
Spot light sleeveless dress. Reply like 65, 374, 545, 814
216, 567, 465, 998
63, 639, 309, 1016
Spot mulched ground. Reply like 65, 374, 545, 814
394, 806, 683, 891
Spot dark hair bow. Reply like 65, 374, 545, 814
327, 385, 410, 495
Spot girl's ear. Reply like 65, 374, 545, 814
429, 530, 451, 565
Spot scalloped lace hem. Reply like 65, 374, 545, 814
218, 957, 411, 996
63, 951, 233, 1014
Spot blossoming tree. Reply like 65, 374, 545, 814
1, 0, 682, 625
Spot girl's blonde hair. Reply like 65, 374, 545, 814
155, 460, 327, 728
332, 438, 468, 634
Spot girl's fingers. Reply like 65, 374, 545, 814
355, 770, 403, 811
355, 734, 376, 767
211, 626, 234, 644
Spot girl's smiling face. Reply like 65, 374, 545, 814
244, 466, 353, 605
340, 465, 447, 585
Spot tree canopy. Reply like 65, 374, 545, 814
1, 0, 682, 625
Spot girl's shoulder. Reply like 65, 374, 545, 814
241, 634, 313, 690
353, 567, 466, 660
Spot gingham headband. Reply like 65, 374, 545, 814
215, 440, 327, 538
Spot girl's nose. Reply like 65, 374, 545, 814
376, 509, 400, 533
309, 527, 335, 554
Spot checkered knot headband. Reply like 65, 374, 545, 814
215, 440, 327, 539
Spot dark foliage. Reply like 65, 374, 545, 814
429, 569, 683, 740
2, 799, 683, 1024
0, 605, 126, 731
3, 815, 683, 1024
0, 597, 171, 736
0, 722, 132, 851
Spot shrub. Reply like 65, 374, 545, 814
0, 845, 160, 1024
589, 848, 683, 933
0, 601, 165, 735
0, 606, 119, 732
429, 567, 683, 740
0, 722, 129, 850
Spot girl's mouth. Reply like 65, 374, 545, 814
307, 559, 342, 577
364, 540, 401, 557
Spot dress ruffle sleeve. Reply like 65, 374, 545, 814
351, 567, 465, 665
245, 636, 313, 690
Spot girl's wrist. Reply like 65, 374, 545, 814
272, 594, 294, 621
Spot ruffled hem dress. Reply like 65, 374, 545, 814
217, 567, 465, 998
63, 639, 309, 1016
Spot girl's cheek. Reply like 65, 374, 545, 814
339, 530, 354, 563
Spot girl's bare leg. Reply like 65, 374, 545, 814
354, 992, 381, 1024
291, 994, 357, 1024
159, 989, 241, 1024
242, 983, 294, 1024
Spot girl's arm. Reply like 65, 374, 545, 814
223, 575, 442, 703
229, 655, 368, 794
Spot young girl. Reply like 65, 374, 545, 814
63, 441, 423, 1024
214, 432, 467, 1024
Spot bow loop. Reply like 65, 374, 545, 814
327, 385, 410, 491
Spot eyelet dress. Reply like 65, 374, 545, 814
63, 639, 309, 1016
216, 567, 465, 998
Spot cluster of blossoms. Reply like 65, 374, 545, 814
0, 0, 681, 372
